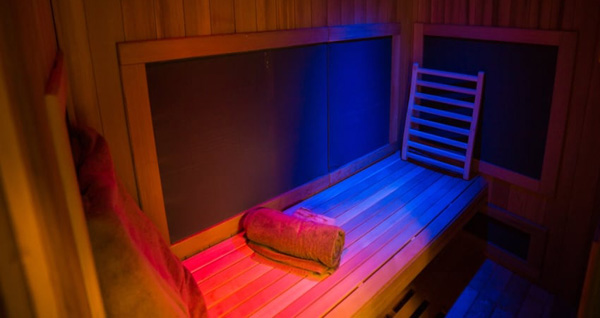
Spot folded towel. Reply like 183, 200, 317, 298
242, 207, 345, 275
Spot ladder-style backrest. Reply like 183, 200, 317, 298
401, 63, 484, 180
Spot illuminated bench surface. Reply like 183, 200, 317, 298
183, 153, 486, 317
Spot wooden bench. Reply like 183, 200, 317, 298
183, 153, 487, 317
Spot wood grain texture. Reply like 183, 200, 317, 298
83, 0, 139, 202
311, 0, 327, 27
154, 0, 185, 38
210, 0, 235, 34
327, 0, 342, 25
44, 54, 106, 318
276, 0, 295, 29
295, 0, 312, 28
121, 0, 157, 40
183, 0, 211, 36
51, 0, 102, 131
256, 0, 278, 30
120, 64, 170, 243
340, 0, 355, 25
235, 0, 257, 32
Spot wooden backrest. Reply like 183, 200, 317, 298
401, 63, 484, 180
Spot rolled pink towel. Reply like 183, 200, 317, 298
242, 207, 345, 274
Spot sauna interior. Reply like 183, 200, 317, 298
2, 0, 600, 317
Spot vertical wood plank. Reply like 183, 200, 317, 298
210, 0, 236, 34
430, 0, 445, 23
50, 0, 102, 132
256, 0, 278, 31
120, 64, 171, 243
295, 0, 312, 28
84, 0, 139, 201
539, 0, 560, 29
417, 0, 431, 23
154, 0, 185, 38
354, 0, 366, 24
528, 0, 541, 29
378, 0, 396, 23
468, 0, 482, 25
341, 0, 355, 25
497, 0, 511, 26
451, 0, 468, 24
183, 0, 211, 36
560, 0, 576, 30
121, 0, 157, 40
276, 0, 295, 29
482, 0, 494, 26
328, 0, 342, 25
235, 0, 258, 32
542, 0, 600, 301
558, 7, 600, 301
311, 0, 327, 27
513, 0, 530, 28
444, 0, 452, 23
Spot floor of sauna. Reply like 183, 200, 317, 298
385, 232, 577, 318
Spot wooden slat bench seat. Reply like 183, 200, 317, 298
183, 153, 487, 317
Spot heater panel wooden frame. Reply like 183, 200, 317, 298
413, 23, 576, 195
118, 24, 402, 257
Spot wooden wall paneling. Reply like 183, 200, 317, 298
311, 0, 327, 27
341, 0, 355, 25
451, 0, 468, 24
430, 0, 444, 23
365, 0, 377, 23
50, 0, 102, 131
121, 0, 157, 40
468, 0, 482, 25
0, 185, 35, 317
556, 10, 600, 301
256, 0, 278, 31
83, 0, 139, 202
354, 0, 366, 24
512, 0, 529, 28
0, 2, 63, 314
528, 0, 541, 29
210, 0, 236, 34
497, 0, 511, 26
542, 0, 600, 301
120, 64, 170, 243
560, 0, 575, 30
539, 0, 561, 29
276, 0, 295, 29
417, 0, 431, 23
482, 0, 494, 26
295, 0, 312, 28
328, 0, 342, 26
378, 0, 396, 23
154, 0, 185, 38
183, 0, 211, 36
235, 0, 258, 32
